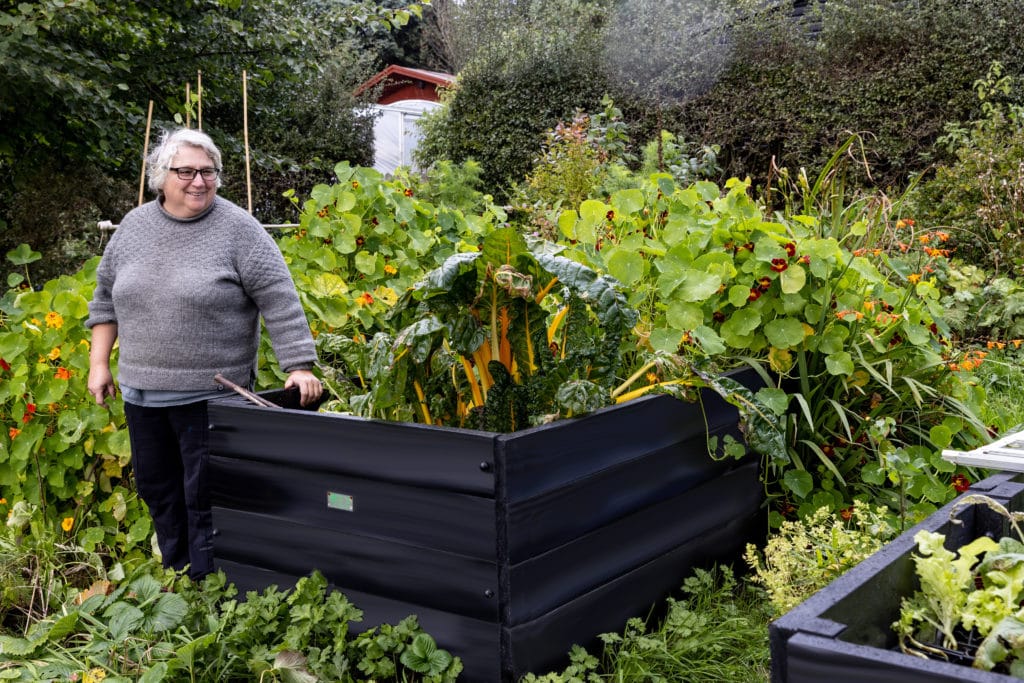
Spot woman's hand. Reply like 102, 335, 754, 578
285, 369, 323, 407
88, 364, 117, 406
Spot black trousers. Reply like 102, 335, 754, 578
123, 400, 214, 580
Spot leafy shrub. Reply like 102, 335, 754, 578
904, 62, 1024, 277
745, 501, 898, 615
0, 250, 148, 562
415, 18, 608, 199
677, 0, 1024, 192
0, 538, 462, 682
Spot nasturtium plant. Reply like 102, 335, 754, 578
0, 252, 149, 558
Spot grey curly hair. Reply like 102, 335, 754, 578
147, 127, 223, 193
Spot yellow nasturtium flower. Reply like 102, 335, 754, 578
45, 311, 64, 329
48, 347, 61, 360
61, 517, 74, 532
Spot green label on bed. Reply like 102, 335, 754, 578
327, 492, 354, 511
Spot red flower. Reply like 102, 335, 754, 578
770, 258, 789, 272
784, 242, 796, 257
840, 506, 853, 522
798, 255, 811, 265
404, 188, 414, 197
747, 288, 762, 302
952, 474, 971, 493
54, 367, 71, 380
606, 210, 615, 221
0, 357, 9, 371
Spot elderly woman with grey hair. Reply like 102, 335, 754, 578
86, 127, 322, 580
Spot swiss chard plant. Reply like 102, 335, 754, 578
317, 225, 639, 431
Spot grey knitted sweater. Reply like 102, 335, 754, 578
86, 196, 317, 390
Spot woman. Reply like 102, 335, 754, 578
86, 127, 322, 580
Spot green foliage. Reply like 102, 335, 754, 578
0, 0, 428, 271
0, 251, 149, 562
745, 501, 899, 615
320, 225, 638, 430
904, 61, 1024, 277
554, 148, 989, 523
523, 565, 771, 683
895, 495, 1024, 674
677, 0, 1024, 192
415, 7, 608, 198
0, 539, 462, 683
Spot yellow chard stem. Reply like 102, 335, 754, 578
461, 355, 484, 408
413, 379, 432, 424
614, 379, 690, 404
535, 276, 559, 303
610, 360, 659, 399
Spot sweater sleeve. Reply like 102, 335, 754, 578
240, 229, 318, 372
85, 231, 121, 328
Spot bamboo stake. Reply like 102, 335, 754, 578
242, 69, 253, 214
197, 70, 202, 130
137, 100, 154, 206
185, 82, 191, 128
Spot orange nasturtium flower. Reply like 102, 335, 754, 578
355, 292, 374, 307
62, 517, 75, 532
8, 427, 20, 439
383, 263, 398, 275
45, 311, 64, 329
54, 367, 72, 380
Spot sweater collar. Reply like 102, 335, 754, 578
156, 195, 219, 223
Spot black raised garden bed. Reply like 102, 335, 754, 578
770, 471, 1024, 683
207, 368, 767, 682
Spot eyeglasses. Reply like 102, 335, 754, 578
168, 167, 220, 181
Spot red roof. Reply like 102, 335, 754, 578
354, 65, 455, 105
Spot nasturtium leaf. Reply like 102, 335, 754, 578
676, 269, 722, 302
764, 317, 806, 348
6, 243, 42, 265
576, 199, 608, 245
780, 264, 806, 294
308, 272, 349, 299
819, 328, 849, 354
929, 424, 954, 449
310, 184, 333, 207
557, 209, 579, 241
666, 300, 703, 331
825, 351, 854, 375
611, 188, 644, 215
649, 327, 683, 353
692, 325, 726, 355
725, 284, 750, 307
333, 189, 356, 212
721, 307, 761, 338
756, 387, 791, 415
605, 247, 644, 287
354, 251, 378, 276
783, 469, 814, 499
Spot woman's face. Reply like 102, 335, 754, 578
162, 145, 218, 219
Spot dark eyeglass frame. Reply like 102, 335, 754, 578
168, 166, 221, 181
